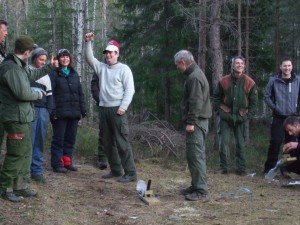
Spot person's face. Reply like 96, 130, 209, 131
285, 124, 300, 136
280, 60, 293, 78
232, 58, 245, 77
59, 54, 70, 68
34, 55, 47, 68
104, 51, 119, 65
0, 24, 8, 43
175, 60, 187, 72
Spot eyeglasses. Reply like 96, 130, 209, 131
57, 48, 70, 55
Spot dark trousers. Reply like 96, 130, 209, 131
99, 107, 136, 175
264, 117, 297, 173
50, 119, 78, 169
285, 160, 300, 174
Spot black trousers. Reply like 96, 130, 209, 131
264, 116, 297, 173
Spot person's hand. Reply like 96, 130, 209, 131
31, 87, 44, 99
85, 32, 94, 42
117, 107, 126, 116
51, 56, 59, 68
283, 142, 298, 153
186, 124, 194, 133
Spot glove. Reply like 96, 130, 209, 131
31, 87, 44, 100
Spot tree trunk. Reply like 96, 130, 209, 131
209, 0, 224, 151
102, 0, 107, 43
245, 0, 250, 144
75, 0, 85, 77
51, 0, 57, 55
274, 0, 280, 70
21, 0, 28, 35
72, 0, 77, 54
237, 0, 242, 56
198, 0, 206, 73
245, 0, 249, 74
15, 0, 22, 37
209, 0, 223, 90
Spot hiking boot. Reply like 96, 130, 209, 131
98, 159, 108, 170
65, 165, 78, 171
185, 191, 209, 202
180, 186, 194, 195
53, 167, 68, 173
1, 191, 22, 202
117, 174, 137, 183
236, 170, 247, 176
102, 171, 122, 179
14, 188, 37, 198
31, 175, 47, 183
215, 168, 228, 175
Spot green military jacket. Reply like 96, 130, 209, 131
212, 73, 258, 125
182, 63, 212, 125
0, 54, 53, 123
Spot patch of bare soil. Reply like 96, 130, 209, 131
1, 156, 300, 225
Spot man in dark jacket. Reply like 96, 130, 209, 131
212, 56, 258, 176
174, 49, 212, 201
0, 35, 57, 202
0, 19, 8, 166
263, 57, 300, 176
282, 116, 300, 175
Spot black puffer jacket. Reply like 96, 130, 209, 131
49, 68, 86, 120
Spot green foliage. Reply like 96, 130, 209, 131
113, 0, 197, 123
74, 126, 98, 158
26, 0, 73, 53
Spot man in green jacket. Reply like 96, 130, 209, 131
0, 19, 8, 166
174, 50, 212, 201
212, 56, 258, 175
0, 35, 57, 202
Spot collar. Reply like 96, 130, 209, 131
184, 63, 197, 76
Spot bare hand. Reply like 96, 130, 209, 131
283, 142, 298, 153
85, 32, 94, 42
186, 125, 195, 133
117, 107, 126, 116
51, 56, 59, 68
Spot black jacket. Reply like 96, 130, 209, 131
49, 68, 86, 120
90, 72, 99, 105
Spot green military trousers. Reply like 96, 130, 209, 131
186, 118, 209, 195
219, 119, 246, 172
0, 122, 31, 191
0, 122, 6, 164
99, 107, 136, 175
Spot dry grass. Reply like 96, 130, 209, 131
1, 154, 300, 225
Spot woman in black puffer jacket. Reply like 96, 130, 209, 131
49, 49, 86, 173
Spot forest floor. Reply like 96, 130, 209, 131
1, 155, 300, 225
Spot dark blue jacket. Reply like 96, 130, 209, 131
49, 68, 86, 120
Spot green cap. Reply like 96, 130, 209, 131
15, 35, 34, 52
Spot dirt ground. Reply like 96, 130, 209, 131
1, 155, 300, 225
